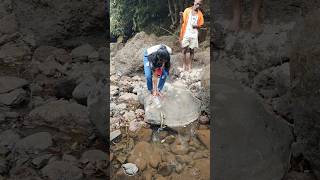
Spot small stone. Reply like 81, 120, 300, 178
149, 152, 161, 168
134, 158, 147, 171
110, 130, 121, 141
176, 155, 192, 164
175, 163, 184, 174
196, 130, 210, 149
199, 115, 209, 124
137, 128, 152, 142
157, 162, 173, 176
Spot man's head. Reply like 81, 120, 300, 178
193, 0, 203, 11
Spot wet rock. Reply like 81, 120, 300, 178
0, 43, 30, 63
157, 162, 173, 176
127, 141, 155, 168
199, 115, 209, 124
32, 154, 52, 168
0, 129, 20, 149
196, 130, 210, 149
15, 132, 52, 153
29, 100, 90, 127
81, 149, 107, 163
176, 155, 192, 164
42, 161, 83, 180
0, 88, 28, 107
0, 14, 17, 34
161, 152, 176, 165
149, 151, 161, 168
144, 83, 200, 127
155, 176, 166, 180
71, 44, 95, 62
87, 80, 107, 140
143, 169, 154, 180
134, 158, 147, 171
136, 128, 152, 142
170, 139, 189, 155
0, 76, 28, 94
72, 75, 96, 104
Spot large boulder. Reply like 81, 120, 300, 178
113, 32, 159, 76
29, 100, 90, 127
288, 9, 320, 179
87, 80, 107, 140
142, 82, 201, 127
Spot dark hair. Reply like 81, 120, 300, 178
148, 45, 171, 70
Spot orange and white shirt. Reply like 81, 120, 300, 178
179, 7, 204, 41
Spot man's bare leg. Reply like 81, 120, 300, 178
182, 48, 188, 71
228, 0, 241, 32
188, 48, 195, 71
250, 0, 263, 33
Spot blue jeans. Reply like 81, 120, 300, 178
143, 50, 168, 92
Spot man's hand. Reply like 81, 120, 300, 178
193, 25, 198, 29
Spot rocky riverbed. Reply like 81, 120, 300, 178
0, 0, 108, 179
110, 32, 211, 179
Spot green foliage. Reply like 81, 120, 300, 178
110, 0, 171, 38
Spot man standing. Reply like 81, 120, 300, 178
179, 0, 204, 71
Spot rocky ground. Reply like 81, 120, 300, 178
110, 32, 211, 180
0, 0, 108, 179
213, 1, 320, 179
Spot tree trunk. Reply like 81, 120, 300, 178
168, 0, 175, 27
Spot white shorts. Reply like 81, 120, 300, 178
181, 36, 199, 49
